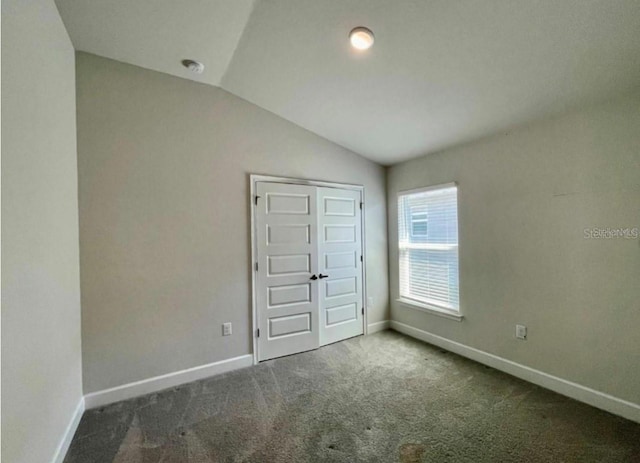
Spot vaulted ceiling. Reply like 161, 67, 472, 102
56, 0, 640, 165
55, 0, 255, 86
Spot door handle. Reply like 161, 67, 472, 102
309, 274, 318, 280
318, 274, 329, 279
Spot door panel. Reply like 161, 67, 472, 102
326, 303, 358, 326
325, 277, 357, 298
267, 254, 311, 276
325, 251, 358, 270
324, 224, 357, 243
267, 193, 310, 215
269, 313, 312, 338
256, 182, 319, 361
317, 187, 364, 346
323, 197, 356, 216
267, 224, 310, 244
268, 283, 311, 307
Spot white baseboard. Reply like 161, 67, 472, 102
84, 354, 253, 409
390, 321, 640, 423
367, 320, 390, 334
52, 396, 85, 463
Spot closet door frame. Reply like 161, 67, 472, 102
250, 174, 368, 365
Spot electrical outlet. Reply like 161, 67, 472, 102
515, 324, 527, 340
367, 296, 374, 308
223, 322, 232, 336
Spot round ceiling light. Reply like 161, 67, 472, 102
182, 59, 205, 74
349, 27, 374, 50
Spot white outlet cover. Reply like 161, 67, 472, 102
223, 322, 232, 336
367, 296, 374, 307
515, 324, 527, 340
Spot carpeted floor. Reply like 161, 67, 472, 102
64, 331, 640, 462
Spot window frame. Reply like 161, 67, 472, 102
396, 182, 463, 322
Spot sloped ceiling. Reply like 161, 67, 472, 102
55, 0, 255, 86
57, 0, 640, 165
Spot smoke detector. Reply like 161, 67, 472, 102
182, 59, 205, 74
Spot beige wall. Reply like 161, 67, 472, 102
1, 1, 83, 462
75, 52, 388, 394
387, 91, 640, 404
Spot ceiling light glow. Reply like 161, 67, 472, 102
349, 27, 374, 50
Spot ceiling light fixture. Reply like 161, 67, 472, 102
182, 59, 205, 74
349, 27, 374, 50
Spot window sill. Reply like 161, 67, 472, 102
396, 298, 464, 322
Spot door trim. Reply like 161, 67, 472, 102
250, 174, 368, 365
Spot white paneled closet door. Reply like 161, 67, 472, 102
256, 182, 320, 361
255, 182, 364, 361
317, 187, 364, 346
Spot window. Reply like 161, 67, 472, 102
398, 183, 459, 313
410, 209, 428, 237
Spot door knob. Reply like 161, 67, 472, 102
318, 274, 329, 279
309, 274, 318, 280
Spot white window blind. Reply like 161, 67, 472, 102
398, 184, 459, 311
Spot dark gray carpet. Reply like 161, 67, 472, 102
64, 331, 640, 462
